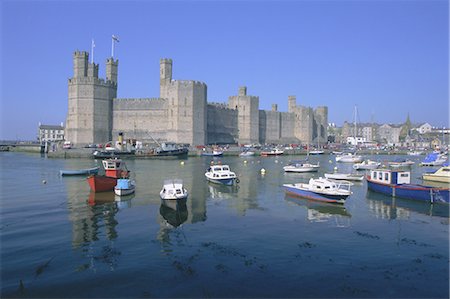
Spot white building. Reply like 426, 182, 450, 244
38, 123, 65, 144
415, 123, 432, 134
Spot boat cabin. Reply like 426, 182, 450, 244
102, 158, 128, 178
369, 169, 410, 185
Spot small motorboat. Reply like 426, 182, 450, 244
60, 166, 99, 176
335, 153, 363, 163
283, 177, 353, 204
283, 161, 320, 173
205, 164, 239, 186
114, 178, 135, 196
388, 159, 415, 168
324, 172, 364, 181
160, 179, 188, 200
420, 152, 448, 166
422, 165, 450, 183
367, 169, 449, 204
353, 160, 380, 170
201, 150, 224, 157
239, 150, 255, 157
260, 148, 284, 156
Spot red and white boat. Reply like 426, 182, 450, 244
87, 159, 129, 192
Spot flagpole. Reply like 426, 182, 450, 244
91, 39, 95, 63
111, 36, 114, 58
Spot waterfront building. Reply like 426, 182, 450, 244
37, 122, 65, 144
414, 123, 433, 134
65, 51, 327, 146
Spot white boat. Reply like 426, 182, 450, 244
160, 179, 188, 200
324, 172, 364, 181
114, 178, 135, 196
422, 165, 450, 183
309, 150, 324, 155
353, 160, 380, 170
260, 148, 284, 156
205, 164, 239, 186
407, 150, 423, 156
239, 151, 255, 157
283, 161, 320, 173
283, 177, 353, 204
420, 152, 448, 166
388, 159, 415, 168
335, 153, 363, 163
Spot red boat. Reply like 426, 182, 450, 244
87, 158, 129, 193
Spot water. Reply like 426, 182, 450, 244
1, 152, 449, 298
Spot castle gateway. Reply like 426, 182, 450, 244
65, 51, 327, 146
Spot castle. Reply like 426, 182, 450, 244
65, 51, 328, 146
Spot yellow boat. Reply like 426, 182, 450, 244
422, 166, 450, 183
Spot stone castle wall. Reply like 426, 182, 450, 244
66, 51, 328, 147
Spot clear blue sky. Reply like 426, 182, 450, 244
1, 0, 448, 140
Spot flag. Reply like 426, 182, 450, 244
112, 35, 120, 42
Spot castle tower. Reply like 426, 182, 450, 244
288, 95, 297, 113
65, 51, 117, 145
315, 106, 328, 143
106, 58, 118, 85
229, 86, 260, 144
160, 58, 172, 99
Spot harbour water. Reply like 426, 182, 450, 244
1, 152, 449, 298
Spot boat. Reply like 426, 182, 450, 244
239, 150, 255, 157
422, 165, 450, 183
283, 177, 353, 204
60, 166, 100, 176
309, 150, 324, 155
353, 160, 380, 170
87, 158, 130, 192
160, 179, 188, 200
205, 164, 239, 186
283, 161, 320, 173
201, 149, 224, 156
92, 149, 135, 159
335, 152, 363, 163
260, 148, 284, 156
388, 159, 415, 168
324, 172, 364, 181
420, 152, 448, 166
135, 142, 188, 158
114, 178, 136, 196
366, 169, 449, 204
407, 150, 423, 156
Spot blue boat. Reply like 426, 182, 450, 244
367, 169, 449, 204
60, 166, 100, 176
420, 152, 448, 166
283, 177, 353, 204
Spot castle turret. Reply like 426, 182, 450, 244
229, 86, 260, 144
288, 95, 296, 113
73, 51, 88, 78
315, 106, 328, 143
160, 58, 172, 98
106, 58, 118, 84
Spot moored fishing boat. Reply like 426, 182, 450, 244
388, 159, 415, 168
160, 179, 188, 200
87, 158, 130, 192
205, 164, 239, 186
135, 142, 188, 158
260, 148, 284, 156
366, 169, 449, 204
201, 149, 224, 157
60, 166, 99, 176
283, 177, 353, 204
422, 165, 450, 183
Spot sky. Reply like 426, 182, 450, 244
0, 0, 448, 140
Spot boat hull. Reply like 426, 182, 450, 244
206, 177, 236, 186
60, 167, 99, 176
367, 178, 449, 204
422, 174, 450, 183
325, 173, 364, 181
87, 175, 117, 193
114, 186, 135, 196
284, 166, 319, 173
283, 184, 348, 204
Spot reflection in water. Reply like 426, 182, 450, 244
208, 183, 238, 200
160, 199, 188, 228
285, 194, 351, 226
366, 190, 449, 219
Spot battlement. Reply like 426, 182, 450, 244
208, 102, 234, 111
160, 58, 173, 63
113, 97, 166, 110
68, 77, 116, 87
172, 80, 207, 87
74, 51, 88, 57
